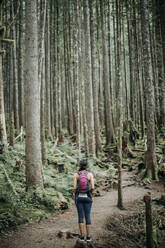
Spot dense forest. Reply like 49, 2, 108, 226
0, 0, 165, 247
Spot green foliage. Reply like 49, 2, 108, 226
142, 177, 152, 185
0, 140, 111, 233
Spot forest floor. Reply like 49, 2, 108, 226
0, 169, 165, 248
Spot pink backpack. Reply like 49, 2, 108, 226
77, 171, 89, 193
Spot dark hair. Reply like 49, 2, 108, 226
79, 160, 88, 171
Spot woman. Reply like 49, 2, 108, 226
73, 160, 94, 242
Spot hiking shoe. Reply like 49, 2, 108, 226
86, 236, 92, 242
78, 236, 85, 242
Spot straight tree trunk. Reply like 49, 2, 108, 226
0, 2, 8, 154
140, 0, 158, 180
100, 0, 114, 145
45, 3, 52, 138
158, 0, 165, 127
89, 0, 102, 153
18, 0, 24, 128
9, 111, 14, 146
116, 0, 124, 209
74, 0, 81, 155
83, 0, 96, 156
11, 0, 19, 132
39, 0, 47, 164
25, 0, 43, 190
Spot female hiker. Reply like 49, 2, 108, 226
73, 160, 94, 242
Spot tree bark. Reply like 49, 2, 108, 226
158, 0, 165, 127
140, 0, 158, 180
116, 0, 124, 209
0, 3, 7, 154
144, 194, 154, 248
74, 0, 81, 155
11, 0, 19, 132
100, 0, 114, 145
89, 0, 102, 153
83, 0, 96, 156
25, 0, 43, 190
18, 0, 24, 128
39, 0, 47, 164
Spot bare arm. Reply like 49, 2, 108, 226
73, 173, 78, 195
90, 173, 94, 191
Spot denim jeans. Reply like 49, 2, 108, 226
75, 195, 93, 224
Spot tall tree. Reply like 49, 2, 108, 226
18, 0, 24, 128
158, 0, 165, 127
74, 0, 81, 155
116, 0, 124, 209
140, 0, 158, 180
89, 0, 102, 153
83, 0, 96, 156
11, 0, 19, 132
25, 0, 43, 190
100, 0, 114, 145
0, 1, 8, 154
39, 0, 47, 164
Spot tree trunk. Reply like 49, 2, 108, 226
74, 0, 81, 155
158, 0, 165, 127
11, 0, 19, 132
144, 194, 154, 248
140, 0, 158, 180
0, 3, 7, 154
100, 0, 114, 145
39, 0, 47, 164
83, 0, 96, 156
116, 0, 124, 209
18, 0, 24, 128
25, 0, 43, 190
9, 111, 14, 146
45, 3, 52, 138
89, 0, 102, 154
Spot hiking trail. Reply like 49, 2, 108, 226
0, 170, 164, 248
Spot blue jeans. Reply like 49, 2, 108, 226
75, 196, 92, 225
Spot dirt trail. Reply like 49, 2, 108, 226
0, 170, 164, 248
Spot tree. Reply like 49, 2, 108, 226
116, 0, 124, 209
25, 0, 43, 190
0, 1, 8, 154
100, 0, 114, 145
83, 0, 96, 156
157, 0, 165, 127
89, 0, 102, 153
18, 0, 24, 128
11, 0, 19, 132
140, 0, 158, 180
39, 0, 47, 164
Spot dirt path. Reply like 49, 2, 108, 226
0, 170, 164, 248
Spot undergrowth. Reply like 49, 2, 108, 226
0, 132, 164, 235
94, 201, 165, 248
0, 140, 116, 234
